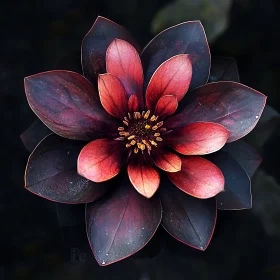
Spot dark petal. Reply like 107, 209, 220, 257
166, 82, 267, 142
206, 151, 251, 210
160, 178, 217, 251
78, 139, 127, 182
82, 16, 140, 87
20, 119, 52, 152
86, 177, 162, 266
141, 21, 210, 90
24, 70, 117, 141
25, 134, 110, 204
222, 140, 262, 178
208, 57, 240, 83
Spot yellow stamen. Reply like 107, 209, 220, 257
154, 133, 160, 137
150, 140, 158, 146
145, 124, 151, 129
156, 137, 163, 141
140, 144, 146, 150
119, 131, 130, 137
142, 139, 148, 144
146, 143, 152, 150
152, 125, 158, 130
134, 147, 139, 154
137, 143, 142, 149
118, 127, 125, 131
144, 110, 150, 119
127, 135, 135, 140
130, 140, 136, 145
150, 115, 157, 121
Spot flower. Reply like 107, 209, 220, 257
22, 16, 266, 266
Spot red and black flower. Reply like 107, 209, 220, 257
21, 16, 266, 266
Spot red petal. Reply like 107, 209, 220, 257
106, 39, 144, 107
98, 73, 128, 119
166, 122, 229, 155
78, 139, 127, 182
153, 149, 181, 172
168, 156, 225, 199
128, 94, 139, 113
128, 157, 160, 198
154, 95, 178, 119
145, 54, 192, 110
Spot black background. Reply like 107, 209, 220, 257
1, 0, 280, 279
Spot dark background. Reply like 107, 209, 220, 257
1, 0, 280, 279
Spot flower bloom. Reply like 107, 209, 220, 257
22, 16, 266, 266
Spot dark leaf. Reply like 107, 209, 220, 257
24, 70, 117, 141
141, 21, 210, 90
20, 119, 52, 152
166, 82, 267, 142
160, 178, 217, 250
82, 16, 140, 87
25, 134, 109, 203
86, 177, 162, 266
222, 140, 262, 178
206, 151, 251, 210
208, 57, 240, 83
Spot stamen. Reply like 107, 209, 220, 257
157, 121, 164, 128
156, 137, 163, 141
127, 135, 135, 140
142, 111, 146, 117
137, 143, 142, 149
142, 139, 148, 144
145, 124, 151, 129
130, 140, 136, 145
160, 128, 167, 132
150, 115, 157, 121
140, 144, 145, 150
118, 127, 125, 131
152, 125, 158, 130
123, 120, 129, 126
146, 143, 152, 150
134, 147, 139, 154
126, 143, 131, 148
144, 110, 150, 119
150, 140, 158, 146
119, 131, 130, 137
154, 133, 160, 137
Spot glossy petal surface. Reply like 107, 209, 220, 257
86, 178, 162, 265
82, 16, 139, 86
160, 178, 217, 250
106, 39, 144, 107
153, 149, 181, 172
128, 94, 139, 113
78, 139, 127, 182
166, 122, 229, 155
209, 57, 240, 83
24, 70, 117, 141
141, 21, 210, 90
206, 151, 251, 210
167, 82, 266, 142
20, 120, 52, 152
25, 134, 109, 203
145, 54, 192, 110
154, 95, 178, 119
168, 156, 224, 199
98, 73, 128, 119
128, 157, 160, 198
222, 140, 262, 178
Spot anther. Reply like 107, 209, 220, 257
145, 124, 151, 129
156, 137, 163, 141
123, 121, 129, 126
150, 115, 157, 121
134, 147, 139, 154
157, 121, 164, 128
127, 135, 135, 140
150, 140, 158, 146
137, 143, 142, 149
160, 128, 167, 132
154, 133, 160, 137
140, 144, 146, 150
119, 131, 130, 137
130, 140, 136, 145
144, 110, 150, 119
118, 127, 125, 131
152, 125, 158, 130
146, 143, 152, 150
126, 143, 131, 148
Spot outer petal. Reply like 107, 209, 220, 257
82, 16, 140, 86
24, 70, 117, 141
208, 57, 240, 83
86, 177, 162, 266
145, 54, 192, 110
141, 21, 210, 90
25, 134, 109, 203
206, 151, 252, 210
20, 120, 52, 152
106, 39, 144, 107
160, 178, 217, 251
168, 156, 224, 199
153, 148, 181, 172
78, 139, 127, 182
222, 140, 262, 178
128, 157, 160, 198
98, 73, 128, 119
166, 82, 267, 142
128, 94, 139, 113
154, 95, 178, 119
166, 122, 229, 155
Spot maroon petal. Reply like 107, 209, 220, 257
98, 73, 128, 119
168, 156, 224, 199
86, 177, 162, 266
24, 70, 117, 141
222, 140, 262, 178
25, 134, 109, 203
20, 119, 52, 152
166, 122, 229, 155
141, 21, 210, 90
166, 82, 267, 142
154, 95, 178, 119
153, 149, 181, 172
128, 157, 160, 198
78, 139, 127, 182
106, 39, 144, 107
209, 57, 240, 83
160, 178, 217, 251
206, 151, 251, 210
145, 54, 192, 110
128, 94, 139, 113
82, 16, 140, 86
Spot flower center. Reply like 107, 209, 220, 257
117, 110, 167, 154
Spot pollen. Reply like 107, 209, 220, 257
145, 124, 151, 129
